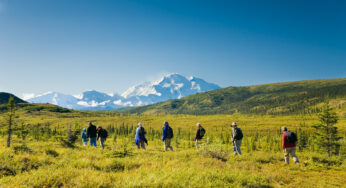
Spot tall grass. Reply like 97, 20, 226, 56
0, 112, 345, 187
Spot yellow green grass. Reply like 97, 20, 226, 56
0, 138, 345, 187
0, 111, 345, 187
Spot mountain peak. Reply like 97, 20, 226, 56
121, 73, 220, 99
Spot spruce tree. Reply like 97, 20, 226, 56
313, 104, 341, 157
7, 96, 16, 147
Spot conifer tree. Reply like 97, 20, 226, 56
7, 96, 16, 147
313, 103, 341, 157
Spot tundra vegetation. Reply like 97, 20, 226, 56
0, 101, 345, 187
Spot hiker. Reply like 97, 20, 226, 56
231, 122, 243, 155
81, 128, 88, 146
282, 126, 299, 164
97, 126, 108, 149
135, 122, 148, 150
194, 123, 206, 149
162, 121, 174, 151
87, 121, 97, 147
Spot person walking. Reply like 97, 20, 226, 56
135, 122, 148, 150
231, 122, 243, 155
194, 123, 206, 150
87, 121, 97, 147
162, 121, 174, 151
97, 126, 108, 149
282, 126, 299, 164
81, 128, 88, 146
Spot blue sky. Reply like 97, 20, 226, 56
0, 0, 345, 98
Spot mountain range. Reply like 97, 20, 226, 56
1, 77, 345, 115
26, 73, 221, 110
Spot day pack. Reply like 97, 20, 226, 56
234, 128, 243, 140
100, 129, 108, 138
82, 132, 87, 139
199, 127, 206, 138
139, 127, 146, 137
286, 131, 297, 143
166, 127, 174, 139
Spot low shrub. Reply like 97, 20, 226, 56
45, 149, 59, 157
13, 144, 32, 154
103, 160, 125, 172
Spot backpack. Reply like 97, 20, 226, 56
234, 128, 243, 140
139, 127, 146, 137
100, 129, 108, 138
286, 131, 297, 143
166, 127, 174, 139
199, 127, 206, 138
82, 132, 87, 139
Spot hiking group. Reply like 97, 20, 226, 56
81, 121, 299, 164
133, 121, 174, 151
81, 122, 108, 149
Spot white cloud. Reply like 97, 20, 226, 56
113, 100, 132, 106
73, 94, 83, 99
77, 100, 109, 107
99, 100, 110, 105
77, 101, 89, 106
107, 93, 114, 97
113, 100, 122, 105
22, 93, 36, 100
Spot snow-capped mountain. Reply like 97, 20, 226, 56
122, 73, 220, 106
26, 73, 220, 110
28, 92, 80, 109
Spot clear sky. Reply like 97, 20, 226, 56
1, 0, 345, 98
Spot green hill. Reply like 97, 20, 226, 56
129, 78, 346, 115
0, 92, 72, 113
0, 92, 27, 104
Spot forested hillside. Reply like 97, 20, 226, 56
129, 78, 346, 115
0, 92, 27, 105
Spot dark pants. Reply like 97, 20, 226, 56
99, 137, 106, 149
90, 137, 97, 147
137, 140, 146, 150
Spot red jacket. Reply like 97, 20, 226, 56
282, 132, 296, 149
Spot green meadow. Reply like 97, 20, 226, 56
0, 108, 345, 187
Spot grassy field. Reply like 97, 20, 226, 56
0, 109, 345, 187
0, 137, 345, 187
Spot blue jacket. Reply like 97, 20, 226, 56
81, 130, 88, 142
135, 127, 148, 146
162, 125, 170, 141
